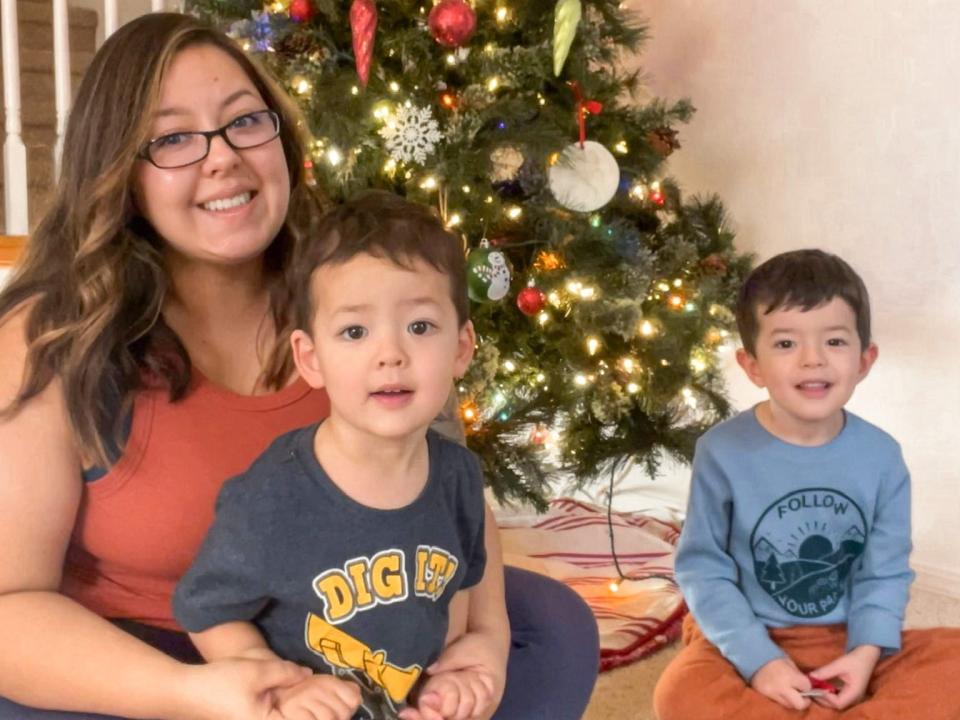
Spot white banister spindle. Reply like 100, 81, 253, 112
52, 0, 72, 178
1, 0, 28, 235
103, 0, 118, 38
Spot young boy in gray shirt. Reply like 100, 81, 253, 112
174, 191, 508, 720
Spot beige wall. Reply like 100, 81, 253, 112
611, 0, 960, 596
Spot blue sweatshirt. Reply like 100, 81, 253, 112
675, 408, 913, 680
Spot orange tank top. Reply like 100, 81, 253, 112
61, 372, 330, 630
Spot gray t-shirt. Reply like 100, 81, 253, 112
173, 425, 486, 719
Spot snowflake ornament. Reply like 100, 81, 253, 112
379, 103, 443, 165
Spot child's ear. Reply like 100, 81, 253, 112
453, 320, 476, 379
735, 347, 767, 389
291, 329, 325, 389
857, 342, 879, 382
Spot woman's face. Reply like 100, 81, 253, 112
133, 44, 291, 267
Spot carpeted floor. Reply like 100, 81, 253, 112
583, 588, 960, 720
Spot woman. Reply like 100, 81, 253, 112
0, 12, 598, 720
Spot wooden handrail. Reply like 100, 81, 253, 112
0, 235, 26, 266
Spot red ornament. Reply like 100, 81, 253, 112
428, 0, 477, 48
289, 0, 315, 23
517, 286, 546, 316
350, 0, 377, 87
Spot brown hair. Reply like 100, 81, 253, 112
735, 248, 871, 355
0, 12, 326, 466
291, 190, 469, 333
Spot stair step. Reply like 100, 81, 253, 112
19, 47, 95, 76
17, 1, 98, 29
1, 1, 100, 234
0, 144, 56, 230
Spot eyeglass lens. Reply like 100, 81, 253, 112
148, 111, 279, 168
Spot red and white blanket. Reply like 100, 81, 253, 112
497, 498, 686, 671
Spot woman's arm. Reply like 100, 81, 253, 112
0, 308, 306, 720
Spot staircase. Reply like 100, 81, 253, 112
1, 0, 98, 247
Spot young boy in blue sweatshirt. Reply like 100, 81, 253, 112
654, 249, 960, 719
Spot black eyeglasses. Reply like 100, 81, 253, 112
139, 109, 281, 169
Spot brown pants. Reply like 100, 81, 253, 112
653, 614, 960, 720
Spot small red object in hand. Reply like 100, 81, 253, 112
807, 675, 840, 694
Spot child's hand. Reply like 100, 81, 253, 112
398, 668, 496, 720
272, 673, 362, 720
749, 656, 813, 711
808, 644, 880, 710
423, 631, 506, 710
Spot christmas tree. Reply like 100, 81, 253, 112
187, 0, 752, 508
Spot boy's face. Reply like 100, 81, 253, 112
291, 253, 474, 443
735, 297, 878, 443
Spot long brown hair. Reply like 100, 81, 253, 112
0, 13, 325, 466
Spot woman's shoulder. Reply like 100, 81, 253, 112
0, 299, 39, 406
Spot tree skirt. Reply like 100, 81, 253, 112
497, 498, 686, 671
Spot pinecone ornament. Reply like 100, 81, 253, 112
646, 126, 681, 157
700, 253, 728, 276
276, 29, 313, 59
517, 157, 545, 197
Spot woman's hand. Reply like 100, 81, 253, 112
174, 655, 312, 720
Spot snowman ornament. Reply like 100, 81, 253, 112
467, 244, 512, 302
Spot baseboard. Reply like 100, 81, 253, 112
912, 561, 960, 599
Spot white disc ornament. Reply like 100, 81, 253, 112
547, 140, 620, 212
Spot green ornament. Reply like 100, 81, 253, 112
466, 244, 512, 302
553, 0, 582, 76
